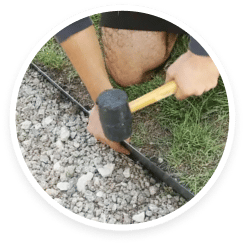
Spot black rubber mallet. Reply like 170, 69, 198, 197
96, 81, 177, 142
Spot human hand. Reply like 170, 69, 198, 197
87, 105, 130, 155
166, 50, 219, 100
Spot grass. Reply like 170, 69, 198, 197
33, 38, 69, 70
32, 14, 229, 195
90, 14, 101, 34
33, 14, 102, 80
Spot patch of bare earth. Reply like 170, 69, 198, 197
33, 62, 94, 112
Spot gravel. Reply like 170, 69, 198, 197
15, 68, 186, 225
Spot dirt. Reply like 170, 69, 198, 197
33, 62, 94, 109
131, 110, 172, 156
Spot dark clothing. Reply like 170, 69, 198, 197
100, 11, 208, 56
189, 36, 208, 56
55, 11, 208, 56
100, 11, 186, 34
55, 17, 93, 43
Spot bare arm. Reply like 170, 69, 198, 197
60, 25, 113, 102
60, 25, 129, 154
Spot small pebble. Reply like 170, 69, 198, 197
132, 212, 145, 223
57, 182, 69, 191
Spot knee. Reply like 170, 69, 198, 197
101, 27, 165, 86
114, 74, 143, 87
107, 61, 144, 87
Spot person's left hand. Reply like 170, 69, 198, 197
87, 105, 130, 155
165, 50, 220, 100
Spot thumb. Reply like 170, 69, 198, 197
175, 88, 187, 100
165, 66, 175, 83
166, 66, 183, 99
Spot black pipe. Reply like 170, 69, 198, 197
30, 62, 194, 201
30, 63, 90, 115
121, 141, 194, 201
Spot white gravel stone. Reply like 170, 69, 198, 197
57, 182, 70, 191
108, 217, 116, 224
42, 116, 53, 126
74, 142, 80, 148
145, 210, 153, 217
88, 137, 97, 146
54, 198, 63, 205
21, 120, 32, 130
93, 177, 100, 186
167, 194, 172, 199
39, 180, 48, 189
40, 135, 48, 142
85, 191, 96, 202
34, 123, 42, 130
40, 155, 49, 163
148, 204, 159, 212
98, 164, 115, 177
132, 212, 145, 223
167, 205, 175, 213
46, 189, 58, 197
123, 168, 130, 178
76, 202, 83, 208
112, 204, 117, 212
123, 213, 131, 224
60, 173, 67, 182
60, 126, 70, 141
108, 153, 115, 162
174, 196, 180, 202
77, 172, 93, 193
38, 108, 45, 115
22, 139, 32, 147
56, 140, 64, 149
65, 166, 75, 177
93, 157, 102, 166
149, 186, 158, 195
99, 213, 107, 223
53, 162, 61, 171
96, 191, 105, 198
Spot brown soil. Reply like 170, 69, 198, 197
33, 62, 94, 109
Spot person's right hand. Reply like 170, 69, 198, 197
87, 105, 130, 155
166, 50, 219, 100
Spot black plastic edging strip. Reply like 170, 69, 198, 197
30, 62, 194, 201
30, 63, 90, 115
121, 141, 194, 201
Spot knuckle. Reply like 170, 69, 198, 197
211, 81, 218, 88
194, 90, 203, 96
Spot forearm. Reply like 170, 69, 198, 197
58, 24, 113, 102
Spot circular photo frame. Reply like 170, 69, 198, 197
4, 4, 241, 241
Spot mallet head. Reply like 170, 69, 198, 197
96, 89, 132, 142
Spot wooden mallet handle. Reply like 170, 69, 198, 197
129, 81, 177, 113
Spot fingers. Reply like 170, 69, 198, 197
175, 88, 188, 100
165, 66, 175, 83
125, 137, 131, 143
108, 141, 130, 155
87, 121, 130, 155
87, 104, 130, 155
97, 136, 130, 155
166, 65, 187, 100
86, 121, 94, 135
165, 51, 220, 101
